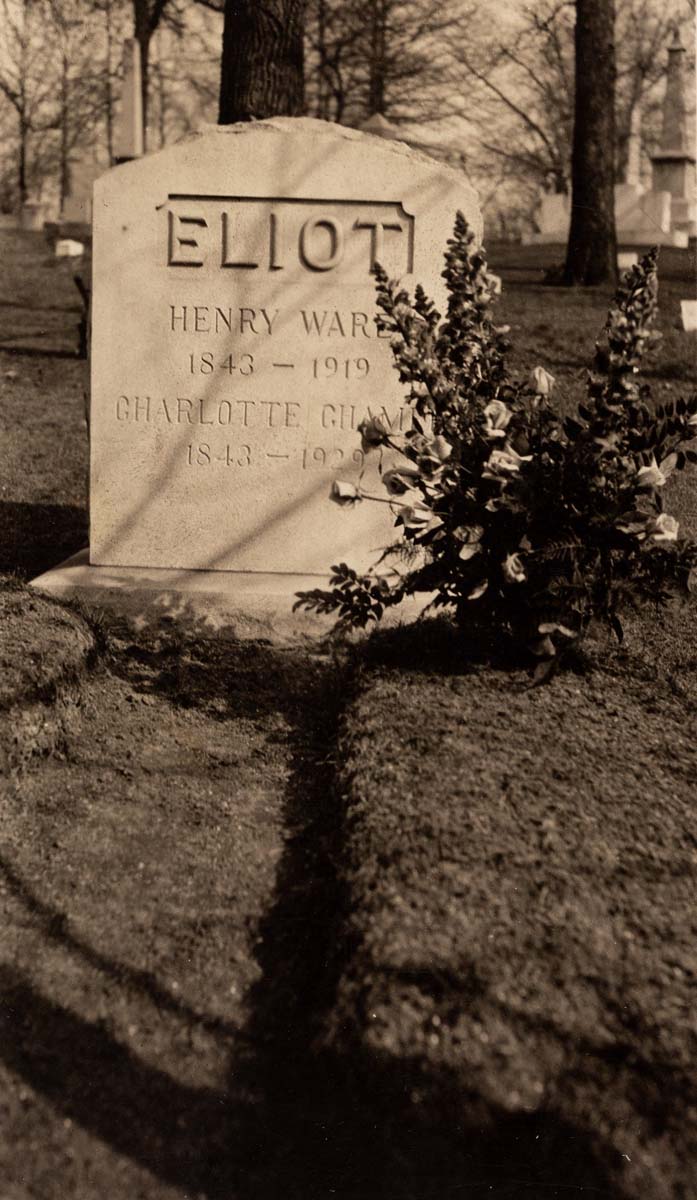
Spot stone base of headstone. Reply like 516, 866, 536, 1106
30, 550, 430, 642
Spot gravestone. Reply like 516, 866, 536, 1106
113, 39, 144, 162
32, 118, 480, 628
680, 300, 697, 333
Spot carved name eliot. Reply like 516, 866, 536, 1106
166, 196, 415, 274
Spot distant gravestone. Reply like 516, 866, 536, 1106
55, 238, 85, 258
86, 118, 480, 580
113, 38, 144, 162
680, 300, 697, 332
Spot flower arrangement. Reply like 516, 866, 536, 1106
295, 215, 697, 680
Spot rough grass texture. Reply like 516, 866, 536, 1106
328, 613, 697, 1199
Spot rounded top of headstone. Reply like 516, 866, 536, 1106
193, 115, 458, 173
360, 113, 404, 140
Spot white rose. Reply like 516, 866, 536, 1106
502, 552, 526, 583
646, 513, 679, 544
482, 445, 530, 480
455, 525, 484, 560
331, 480, 361, 505
397, 503, 435, 530
636, 453, 677, 489
483, 399, 511, 440
530, 367, 555, 396
382, 465, 421, 496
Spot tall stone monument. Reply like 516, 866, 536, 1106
650, 30, 696, 243
32, 118, 480, 631
527, 31, 696, 249
113, 39, 144, 162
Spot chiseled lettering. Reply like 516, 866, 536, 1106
194, 306, 210, 333
152, 397, 173, 423
261, 400, 282, 427
134, 395, 150, 421
116, 396, 129, 420
198, 398, 214, 425
301, 310, 328, 336
284, 402, 301, 428
322, 403, 356, 429
326, 311, 346, 337
168, 212, 206, 267
299, 217, 344, 272
367, 404, 408, 432
302, 309, 374, 338
237, 399, 255, 426
269, 212, 283, 270
353, 218, 403, 268
167, 200, 411, 274
170, 305, 187, 331
260, 308, 279, 335
240, 308, 258, 335
215, 307, 232, 333
177, 397, 194, 423
221, 210, 258, 269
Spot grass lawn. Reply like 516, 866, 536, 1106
490, 242, 695, 405
0, 229, 88, 579
325, 609, 697, 1199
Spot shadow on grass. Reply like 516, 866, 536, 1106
0, 634, 617, 1198
0, 500, 86, 578
0, 965, 619, 1199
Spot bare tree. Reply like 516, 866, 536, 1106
132, 0, 181, 146
0, 0, 57, 204
218, 0, 305, 123
615, 0, 692, 176
563, 0, 617, 285
47, 0, 112, 210
92, 0, 129, 165
454, 0, 691, 214
148, 6, 222, 146
451, 2, 575, 197
305, 0, 470, 127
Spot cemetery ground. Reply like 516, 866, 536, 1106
1, 225, 696, 1199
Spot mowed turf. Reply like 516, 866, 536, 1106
0, 228, 88, 579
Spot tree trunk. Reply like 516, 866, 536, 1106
18, 119, 28, 206
563, 0, 617, 286
133, 1, 151, 148
59, 51, 70, 215
104, 0, 115, 164
218, 0, 305, 124
368, 0, 387, 115
317, 0, 329, 119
